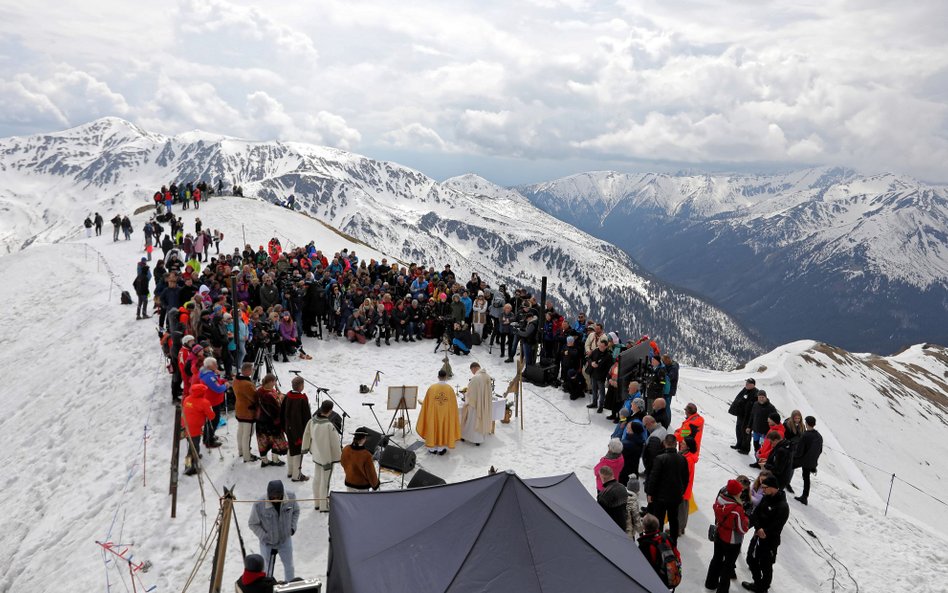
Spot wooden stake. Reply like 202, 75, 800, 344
208, 491, 235, 593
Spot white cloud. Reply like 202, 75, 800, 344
0, 0, 946, 180
382, 123, 450, 152
0, 65, 128, 133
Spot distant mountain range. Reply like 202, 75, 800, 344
518, 169, 948, 354
0, 118, 762, 369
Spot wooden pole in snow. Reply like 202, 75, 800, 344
208, 489, 235, 593
885, 473, 896, 516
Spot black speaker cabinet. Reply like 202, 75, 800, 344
407, 469, 447, 489
379, 446, 417, 473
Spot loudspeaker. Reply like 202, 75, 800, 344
356, 427, 388, 454
379, 446, 416, 473
523, 363, 557, 387
407, 469, 447, 489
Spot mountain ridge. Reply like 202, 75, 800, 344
0, 117, 762, 370
518, 168, 948, 354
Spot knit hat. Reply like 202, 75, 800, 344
182, 335, 195, 344
244, 553, 265, 572
726, 479, 744, 496
191, 344, 204, 354
761, 475, 780, 489
627, 475, 640, 493
608, 331, 619, 343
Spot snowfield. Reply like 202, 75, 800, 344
1, 197, 946, 593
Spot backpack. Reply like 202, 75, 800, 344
654, 532, 682, 588
120, 290, 133, 305
646, 533, 681, 589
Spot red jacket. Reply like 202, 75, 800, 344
182, 384, 215, 437
193, 188, 201, 202
757, 423, 786, 464
186, 353, 203, 393
178, 346, 192, 394
712, 489, 749, 544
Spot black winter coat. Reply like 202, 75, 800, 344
728, 387, 758, 418
597, 480, 628, 530
651, 406, 671, 430
644, 448, 690, 503
751, 490, 789, 547
587, 348, 614, 380
746, 400, 778, 434
793, 429, 823, 470
765, 439, 794, 488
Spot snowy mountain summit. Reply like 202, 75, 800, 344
520, 168, 948, 354
0, 117, 762, 369
0, 176, 945, 592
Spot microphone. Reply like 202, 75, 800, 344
362, 402, 375, 407
288, 369, 301, 374
316, 387, 330, 393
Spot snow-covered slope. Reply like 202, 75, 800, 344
1, 198, 946, 593
0, 118, 762, 369
520, 168, 948, 354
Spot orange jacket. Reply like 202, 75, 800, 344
182, 384, 215, 438
683, 450, 698, 501
675, 413, 705, 455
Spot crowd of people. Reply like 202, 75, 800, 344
100, 191, 830, 591
590, 373, 824, 592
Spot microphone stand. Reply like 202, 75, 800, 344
289, 370, 350, 445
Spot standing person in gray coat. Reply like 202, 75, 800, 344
248, 480, 300, 581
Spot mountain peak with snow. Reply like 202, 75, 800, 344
520, 167, 948, 354
0, 119, 764, 369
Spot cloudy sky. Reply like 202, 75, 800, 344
1, 0, 946, 184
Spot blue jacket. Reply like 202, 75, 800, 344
200, 368, 228, 394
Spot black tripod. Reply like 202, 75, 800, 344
289, 370, 350, 444
252, 346, 278, 386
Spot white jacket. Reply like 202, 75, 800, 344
302, 415, 342, 466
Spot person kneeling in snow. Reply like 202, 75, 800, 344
235, 553, 276, 593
